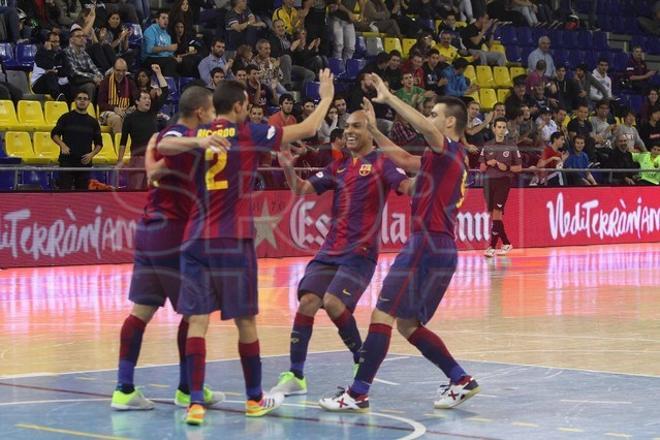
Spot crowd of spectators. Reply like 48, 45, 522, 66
1, 0, 659, 189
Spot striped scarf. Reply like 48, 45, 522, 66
108, 73, 130, 110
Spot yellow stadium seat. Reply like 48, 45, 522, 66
0, 100, 23, 131
509, 66, 526, 82
465, 90, 480, 103
479, 88, 498, 111
44, 101, 69, 125
455, 21, 467, 28
464, 65, 476, 85
94, 133, 118, 165
476, 65, 496, 88
70, 101, 96, 118
435, 20, 442, 31
497, 88, 511, 102
115, 133, 131, 164
493, 66, 513, 88
4, 131, 35, 162
33, 131, 61, 164
17, 100, 52, 131
491, 41, 506, 55
401, 38, 416, 58
383, 37, 402, 55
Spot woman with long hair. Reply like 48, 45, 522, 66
640, 88, 659, 123
171, 20, 202, 77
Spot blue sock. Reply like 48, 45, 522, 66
290, 312, 314, 378
349, 323, 392, 397
408, 326, 466, 383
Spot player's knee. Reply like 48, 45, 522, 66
322, 293, 345, 317
234, 316, 258, 342
131, 304, 157, 323
298, 293, 322, 315
396, 319, 419, 339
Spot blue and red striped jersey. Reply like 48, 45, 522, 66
308, 149, 407, 261
411, 138, 468, 238
143, 124, 198, 221
183, 118, 283, 241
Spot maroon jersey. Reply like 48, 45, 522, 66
411, 138, 468, 238
307, 149, 407, 262
143, 124, 198, 221
182, 118, 283, 241
478, 140, 522, 178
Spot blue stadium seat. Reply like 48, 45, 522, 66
562, 31, 579, 49
14, 44, 37, 70
418, 18, 434, 32
164, 76, 179, 102
354, 36, 367, 59
304, 81, 320, 100
628, 95, 643, 115
612, 51, 629, 72
328, 58, 346, 76
178, 76, 196, 91
577, 30, 593, 49
497, 26, 517, 46
343, 58, 366, 80
552, 50, 567, 68
516, 27, 533, 46
0, 42, 14, 65
568, 50, 586, 68
505, 46, 522, 64
585, 51, 599, 70
593, 32, 608, 51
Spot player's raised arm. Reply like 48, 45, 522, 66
277, 149, 316, 195
281, 69, 335, 145
157, 134, 230, 156
369, 73, 446, 154
362, 98, 422, 174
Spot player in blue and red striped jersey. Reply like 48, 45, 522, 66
269, 110, 412, 397
172, 71, 337, 425
320, 74, 480, 413
112, 87, 229, 411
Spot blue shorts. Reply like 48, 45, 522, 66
128, 218, 186, 310
177, 238, 258, 320
298, 254, 376, 312
377, 232, 457, 325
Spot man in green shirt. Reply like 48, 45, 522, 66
632, 145, 660, 185
394, 72, 426, 108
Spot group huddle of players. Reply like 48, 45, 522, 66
110, 68, 481, 425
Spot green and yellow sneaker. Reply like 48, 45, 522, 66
269, 371, 307, 396
174, 386, 225, 407
185, 404, 205, 425
111, 389, 155, 411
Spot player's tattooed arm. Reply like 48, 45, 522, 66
362, 97, 422, 173
277, 149, 316, 195
368, 73, 446, 154
157, 134, 230, 156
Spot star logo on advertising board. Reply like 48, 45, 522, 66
254, 203, 281, 248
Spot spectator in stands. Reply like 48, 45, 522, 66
639, 104, 660, 149
505, 76, 535, 117
493, 101, 506, 120
574, 63, 607, 108
530, 84, 548, 115
273, 0, 304, 36
327, 0, 357, 60
32, 31, 69, 100
0, 0, 27, 44
510, 0, 539, 26
536, 106, 558, 144
626, 46, 657, 94
98, 58, 138, 136
409, 32, 436, 59
225, 0, 266, 51
129, 0, 151, 24
402, 52, 425, 88
461, 12, 506, 66
118, 91, 159, 189
527, 36, 555, 78
318, 106, 339, 143
101, 13, 135, 68
437, 13, 466, 54
290, 28, 326, 79
171, 20, 202, 77
387, 0, 422, 37
268, 19, 316, 90
564, 135, 597, 186
246, 64, 276, 106
362, 51, 391, 76
637, 0, 660, 37
199, 38, 232, 85
232, 44, 255, 74
423, 48, 449, 95
616, 110, 646, 152
640, 88, 659, 123
316, 128, 345, 165
382, 50, 403, 90
632, 144, 660, 185
590, 58, 613, 103
465, 100, 492, 148
304, 0, 329, 44
395, 72, 426, 107
54, 0, 81, 27
142, 11, 178, 77
249, 104, 266, 123
233, 67, 248, 84
537, 131, 567, 186
590, 99, 616, 152
526, 60, 547, 94
547, 65, 579, 111
333, 95, 349, 129
567, 103, 596, 160
208, 67, 225, 89
442, 58, 478, 97
437, 31, 459, 64
349, 73, 394, 133
134, 66, 169, 115
418, 95, 436, 117
268, 93, 296, 127
301, 97, 316, 119
254, 39, 286, 94
51, 90, 102, 190
607, 134, 639, 185
168, 0, 193, 36
65, 27, 103, 101
361, 0, 401, 35
517, 104, 538, 147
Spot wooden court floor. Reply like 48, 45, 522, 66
1, 242, 659, 378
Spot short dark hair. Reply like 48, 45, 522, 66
493, 117, 508, 126
213, 80, 247, 114
598, 57, 609, 64
330, 128, 344, 143
550, 131, 564, 143
157, 9, 168, 17
179, 86, 212, 118
333, 94, 346, 103
452, 58, 468, 70
75, 90, 89, 98
573, 134, 586, 143
389, 49, 401, 58
302, 97, 315, 106
210, 67, 224, 78
437, 96, 467, 133
596, 99, 610, 109
211, 37, 225, 46
279, 93, 294, 105
376, 51, 391, 64
246, 64, 259, 75
428, 48, 439, 56
136, 90, 151, 103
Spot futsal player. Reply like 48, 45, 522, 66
269, 110, 411, 397
479, 117, 522, 257
319, 74, 480, 412
174, 70, 336, 425
112, 87, 229, 410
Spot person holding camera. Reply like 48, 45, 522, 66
31, 31, 70, 100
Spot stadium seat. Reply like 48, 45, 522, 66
128, 23, 143, 48
562, 31, 579, 49
509, 66, 526, 82
505, 46, 522, 64
95, 133, 118, 165
33, 131, 61, 164
401, 38, 416, 58
115, 133, 131, 164
4, 131, 34, 162
577, 30, 593, 49
17, 100, 52, 131
44, 101, 69, 125
69, 101, 96, 118
612, 51, 629, 72
476, 66, 496, 88
0, 42, 14, 65
593, 32, 608, 51
383, 37, 402, 55
164, 76, 179, 102
628, 95, 643, 115
497, 88, 511, 102
328, 58, 346, 76
343, 58, 366, 80
365, 36, 384, 57
465, 90, 479, 104
0, 100, 23, 131
304, 81, 320, 100
516, 27, 533, 46
498, 26, 518, 46
493, 66, 513, 88
479, 88, 497, 110
354, 35, 367, 58
13, 44, 37, 70
464, 65, 476, 85
179, 76, 196, 91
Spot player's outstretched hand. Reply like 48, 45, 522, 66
368, 73, 391, 104
318, 68, 335, 100
199, 134, 231, 152
361, 97, 378, 131
277, 149, 297, 168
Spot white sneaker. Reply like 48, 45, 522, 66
497, 244, 513, 255
319, 387, 369, 412
484, 247, 496, 258
246, 391, 284, 417
434, 376, 480, 409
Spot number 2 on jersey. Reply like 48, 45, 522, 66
205, 148, 228, 191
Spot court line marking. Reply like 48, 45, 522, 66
605, 433, 632, 438
383, 356, 411, 363
511, 421, 539, 428
558, 427, 584, 433
374, 378, 400, 386
0, 398, 108, 407
15, 423, 130, 440
560, 399, 633, 405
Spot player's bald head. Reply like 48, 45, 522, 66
344, 110, 373, 153
346, 110, 369, 125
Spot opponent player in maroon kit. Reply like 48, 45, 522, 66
320, 73, 480, 412
112, 87, 229, 410
479, 117, 522, 257
269, 110, 411, 397
174, 70, 336, 425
